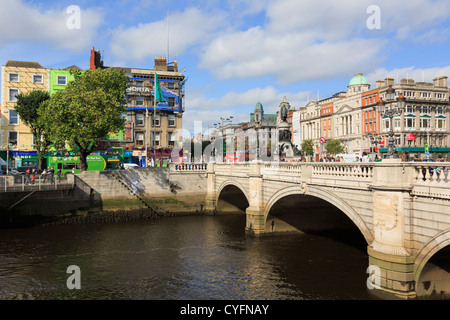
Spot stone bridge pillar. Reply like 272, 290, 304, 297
204, 162, 216, 214
369, 160, 416, 299
245, 162, 265, 236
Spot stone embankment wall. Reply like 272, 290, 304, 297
75, 167, 208, 215
0, 167, 208, 225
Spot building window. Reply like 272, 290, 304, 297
152, 113, 160, 126
394, 117, 401, 131
33, 74, 43, 84
135, 132, 144, 146
420, 118, 430, 130
136, 96, 144, 106
168, 97, 176, 108
168, 132, 175, 147
436, 118, 446, 130
404, 117, 415, 130
436, 107, 444, 115
153, 132, 160, 146
168, 114, 175, 127
8, 131, 18, 148
135, 81, 143, 88
9, 88, 19, 102
57, 75, 67, 85
406, 105, 414, 113
420, 106, 429, 114
383, 118, 390, 131
136, 113, 144, 125
8, 73, 19, 82
9, 110, 19, 125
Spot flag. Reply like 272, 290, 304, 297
154, 72, 165, 102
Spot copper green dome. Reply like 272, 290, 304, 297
255, 102, 263, 112
348, 73, 369, 86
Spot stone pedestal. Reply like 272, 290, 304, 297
368, 158, 416, 298
245, 162, 266, 236
203, 162, 216, 214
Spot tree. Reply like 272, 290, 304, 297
40, 68, 128, 172
301, 139, 314, 156
14, 90, 51, 170
325, 139, 345, 155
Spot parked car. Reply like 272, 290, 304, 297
8, 170, 20, 175
123, 163, 139, 169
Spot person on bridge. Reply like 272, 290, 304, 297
25, 169, 31, 185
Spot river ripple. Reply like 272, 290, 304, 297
0, 214, 376, 300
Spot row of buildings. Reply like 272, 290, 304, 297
216, 73, 450, 161
0, 47, 185, 168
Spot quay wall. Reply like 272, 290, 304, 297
0, 168, 209, 225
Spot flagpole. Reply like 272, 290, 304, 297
145, 106, 148, 167
154, 76, 156, 167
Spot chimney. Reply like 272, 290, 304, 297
384, 77, 394, 87
433, 76, 448, 88
154, 56, 168, 72
90, 47, 96, 70
376, 80, 384, 89
90, 47, 103, 70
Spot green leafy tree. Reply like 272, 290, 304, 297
301, 139, 314, 156
40, 68, 128, 171
325, 139, 345, 155
14, 90, 51, 169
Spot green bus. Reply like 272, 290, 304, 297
46, 147, 125, 175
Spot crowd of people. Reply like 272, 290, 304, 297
23, 167, 63, 185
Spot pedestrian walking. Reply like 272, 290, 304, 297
31, 169, 36, 185
25, 168, 31, 185
56, 168, 61, 183
42, 168, 47, 183
49, 167, 54, 184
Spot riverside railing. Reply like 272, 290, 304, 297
0, 173, 74, 192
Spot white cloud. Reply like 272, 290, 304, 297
110, 7, 227, 62
182, 85, 310, 133
0, 0, 103, 51
198, 0, 450, 84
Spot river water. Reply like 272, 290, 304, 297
0, 213, 380, 301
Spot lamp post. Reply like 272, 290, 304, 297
377, 86, 405, 159
366, 131, 381, 160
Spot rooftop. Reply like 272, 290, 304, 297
5, 60, 44, 68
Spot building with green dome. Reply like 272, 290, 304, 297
347, 73, 371, 94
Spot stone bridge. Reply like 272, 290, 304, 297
197, 160, 450, 299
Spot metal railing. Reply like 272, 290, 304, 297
0, 173, 74, 192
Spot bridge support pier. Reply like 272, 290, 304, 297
204, 163, 217, 215
245, 162, 266, 237
368, 247, 416, 299
368, 160, 416, 299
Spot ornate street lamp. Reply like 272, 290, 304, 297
377, 86, 405, 159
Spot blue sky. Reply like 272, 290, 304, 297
2, 0, 450, 135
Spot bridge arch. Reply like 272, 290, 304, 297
414, 228, 450, 284
216, 180, 250, 209
263, 185, 374, 244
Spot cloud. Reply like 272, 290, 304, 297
0, 0, 103, 51
110, 7, 227, 63
182, 85, 310, 133
198, 0, 450, 84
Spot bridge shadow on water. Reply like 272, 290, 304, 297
268, 195, 368, 253
217, 186, 367, 253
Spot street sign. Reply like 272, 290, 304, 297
424, 142, 428, 153
319, 137, 326, 144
